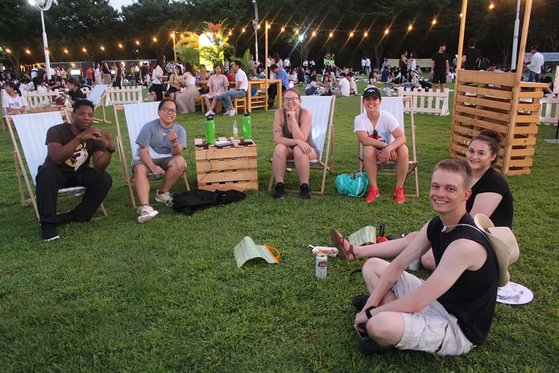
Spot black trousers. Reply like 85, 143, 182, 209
268, 84, 287, 105
36, 165, 112, 225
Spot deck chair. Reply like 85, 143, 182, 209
268, 95, 336, 195
357, 96, 419, 197
116, 102, 190, 208
7, 111, 108, 220
86, 84, 108, 123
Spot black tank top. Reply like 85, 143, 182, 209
281, 108, 320, 158
427, 213, 498, 345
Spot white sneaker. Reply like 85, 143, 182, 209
137, 205, 159, 224
155, 189, 174, 206
204, 109, 215, 117
227, 109, 236, 117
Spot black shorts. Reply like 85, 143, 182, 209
432, 72, 446, 84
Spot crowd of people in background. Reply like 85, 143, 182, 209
1, 41, 556, 118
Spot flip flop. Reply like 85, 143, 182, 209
330, 229, 356, 261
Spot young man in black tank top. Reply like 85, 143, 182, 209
353, 159, 498, 356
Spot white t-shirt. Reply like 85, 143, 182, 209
527, 52, 544, 74
235, 69, 249, 91
353, 111, 400, 145
2, 91, 26, 115
338, 78, 350, 97
152, 65, 164, 84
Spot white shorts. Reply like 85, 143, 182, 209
393, 271, 475, 356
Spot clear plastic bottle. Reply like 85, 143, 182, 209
232, 120, 238, 140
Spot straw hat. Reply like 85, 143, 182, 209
474, 214, 520, 287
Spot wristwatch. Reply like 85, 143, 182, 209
365, 305, 376, 319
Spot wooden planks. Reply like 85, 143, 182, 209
195, 137, 258, 192
450, 70, 547, 176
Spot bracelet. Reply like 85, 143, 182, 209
365, 305, 376, 319
105, 146, 115, 153
171, 142, 179, 147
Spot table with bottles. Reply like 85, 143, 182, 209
194, 135, 258, 192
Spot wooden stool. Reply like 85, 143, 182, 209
233, 96, 248, 113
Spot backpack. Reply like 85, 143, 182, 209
335, 172, 369, 198
172, 189, 246, 216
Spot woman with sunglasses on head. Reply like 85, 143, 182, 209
271, 88, 319, 199
331, 129, 513, 270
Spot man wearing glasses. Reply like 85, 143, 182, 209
133, 99, 187, 223
354, 87, 409, 204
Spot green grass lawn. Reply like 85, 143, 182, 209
1, 88, 558, 371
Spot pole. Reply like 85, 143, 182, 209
252, 0, 259, 62
511, 0, 521, 70
172, 32, 177, 63
40, 10, 51, 80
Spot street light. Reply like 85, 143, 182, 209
252, 0, 259, 62
27, 0, 53, 80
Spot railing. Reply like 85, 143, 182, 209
398, 87, 449, 116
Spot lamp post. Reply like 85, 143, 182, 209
28, 0, 53, 81
511, 0, 521, 70
252, 0, 259, 62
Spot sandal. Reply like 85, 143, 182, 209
330, 229, 356, 261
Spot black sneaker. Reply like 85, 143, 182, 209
358, 338, 389, 355
273, 182, 285, 199
41, 224, 60, 242
300, 183, 312, 199
352, 294, 369, 311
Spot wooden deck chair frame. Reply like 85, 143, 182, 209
357, 96, 419, 198
115, 102, 190, 208
7, 111, 108, 221
268, 95, 336, 195
86, 84, 109, 123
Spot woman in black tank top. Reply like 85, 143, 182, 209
271, 88, 318, 199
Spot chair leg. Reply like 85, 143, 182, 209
268, 172, 274, 191
182, 173, 190, 191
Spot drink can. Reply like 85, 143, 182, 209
315, 254, 328, 279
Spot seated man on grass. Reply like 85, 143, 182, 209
346, 159, 498, 356
133, 99, 187, 223
355, 87, 409, 204
36, 99, 113, 242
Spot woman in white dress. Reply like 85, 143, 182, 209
175, 63, 200, 114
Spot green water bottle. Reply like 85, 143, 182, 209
205, 115, 215, 145
242, 112, 252, 139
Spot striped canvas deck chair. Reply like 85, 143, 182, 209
87, 84, 108, 123
7, 111, 107, 220
268, 95, 336, 195
116, 102, 190, 208
357, 96, 419, 198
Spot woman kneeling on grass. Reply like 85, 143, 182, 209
271, 88, 319, 200
331, 129, 513, 269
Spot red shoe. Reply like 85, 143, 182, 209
394, 186, 405, 204
365, 187, 380, 203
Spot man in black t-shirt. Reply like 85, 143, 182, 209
431, 42, 450, 92
463, 39, 481, 70
353, 160, 498, 356
36, 100, 114, 242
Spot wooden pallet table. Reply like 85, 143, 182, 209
194, 137, 258, 191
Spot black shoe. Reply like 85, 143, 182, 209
41, 224, 60, 242
300, 183, 311, 199
352, 294, 369, 311
57, 211, 76, 226
358, 338, 389, 355
274, 182, 285, 199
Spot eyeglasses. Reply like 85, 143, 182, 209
284, 97, 299, 103
160, 107, 177, 114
